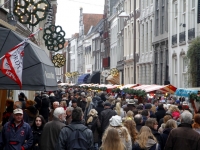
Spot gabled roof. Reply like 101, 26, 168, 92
83, 13, 103, 35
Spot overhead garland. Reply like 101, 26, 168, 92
14, 0, 49, 26
43, 25, 65, 51
65, 72, 72, 78
52, 53, 66, 68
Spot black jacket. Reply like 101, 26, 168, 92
160, 128, 172, 150
39, 96, 49, 122
32, 126, 43, 150
24, 106, 39, 126
34, 96, 42, 110
95, 103, 104, 119
155, 108, 166, 123
100, 108, 117, 133
56, 121, 93, 150
151, 128, 161, 144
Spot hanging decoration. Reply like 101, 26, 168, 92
110, 68, 119, 77
52, 53, 66, 68
43, 25, 65, 51
65, 72, 72, 78
14, 0, 49, 26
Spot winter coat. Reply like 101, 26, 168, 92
0, 120, 33, 150
56, 121, 93, 150
116, 126, 132, 150
164, 123, 200, 150
49, 96, 57, 108
86, 116, 101, 143
24, 106, 39, 126
84, 102, 95, 121
34, 96, 42, 110
79, 100, 87, 112
95, 102, 104, 118
151, 128, 161, 144
100, 108, 117, 133
155, 108, 166, 123
2, 106, 13, 126
40, 117, 65, 150
39, 97, 49, 122
31, 126, 43, 150
132, 139, 160, 150
92, 96, 101, 108
160, 128, 172, 150
136, 124, 143, 132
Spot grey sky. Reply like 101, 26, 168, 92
56, 0, 104, 38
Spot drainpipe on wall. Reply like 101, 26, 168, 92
133, 0, 136, 83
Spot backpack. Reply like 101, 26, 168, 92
66, 124, 89, 150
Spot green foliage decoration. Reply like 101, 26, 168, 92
187, 37, 200, 87
189, 93, 200, 102
43, 25, 65, 52
14, 0, 49, 26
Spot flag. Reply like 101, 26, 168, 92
1, 40, 27, 89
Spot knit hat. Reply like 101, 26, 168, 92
72, 99, 77, 103
109, 115, 122, 127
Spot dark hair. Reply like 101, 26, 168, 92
141, 110, 149, 117
72, 107, 83, 121
32, 115, 46, 129
158, 103, 163, 109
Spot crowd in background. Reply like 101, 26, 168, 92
0, 86, 200, 150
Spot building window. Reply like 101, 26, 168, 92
183, 57, 187, 73
156, 0, 159, 10
155, 10, 159, 36
174, 59, 177, 74
146, 22, 148, 52
183, 0, 186, 12
192, 0, 195, 8
161, 7, 165, 34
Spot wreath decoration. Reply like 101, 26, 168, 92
52, 53, 66, 68
14, 0, 49, 26
43, 25, 65, 51
110, 68, 119, 77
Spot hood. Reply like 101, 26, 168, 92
145, 139, 156, 149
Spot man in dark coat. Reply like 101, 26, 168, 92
57, 107, 93, 150
95, 100, 104, 119
40, 107, 66, 150
155, 103, 166, 123
165, 111, 200, 150
100, 102, 117, 133
0, 108, 33, 150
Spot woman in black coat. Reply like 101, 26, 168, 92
160, 119, 177, 150
31, 115, 46, 150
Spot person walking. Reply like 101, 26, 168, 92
40, 107, 66, 150
132, 126, 160, 150
0, 108, 33, 150
57, 107, 93, 150
100, 128, 125, 150
31, 115, 46, 150
164, 111, 200, 150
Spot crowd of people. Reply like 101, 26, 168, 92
0, 87, 200, 150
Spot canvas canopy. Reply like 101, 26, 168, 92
0, 27, 58, 91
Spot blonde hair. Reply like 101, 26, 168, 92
151, 105, 157, 113
87, 109, 98, 124
165, 119, 177, 129
60, 101, 67, 107
101, 128, 125, 150
124, 119, 138, 143
137, 126, 157, 149
86, 97, 92, 108
115, 102, 121, 116
169, 105, 180, 113
125, 111, 134, 120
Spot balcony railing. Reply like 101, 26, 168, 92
172, 34, 177, 45
188, 28, 195, 40
179, 31, 186, 43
